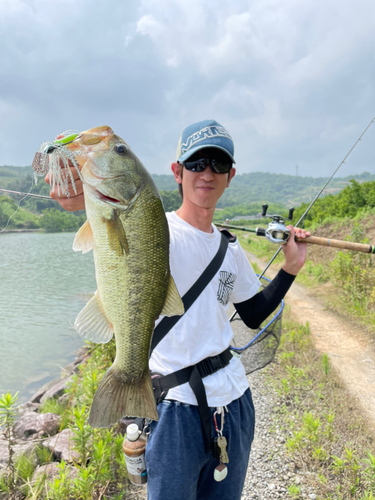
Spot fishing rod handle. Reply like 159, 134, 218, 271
295, 235, 375, 254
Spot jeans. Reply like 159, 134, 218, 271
145, 388, 255, 500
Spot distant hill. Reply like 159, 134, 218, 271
152, 171, 375, 209
1, 166, 374, 210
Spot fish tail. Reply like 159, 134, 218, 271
88, 367, 158, 428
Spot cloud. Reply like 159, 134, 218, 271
0, 0, 374, 178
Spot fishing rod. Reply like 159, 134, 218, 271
257, 116, 375, 279
229, 115, 375, 323
216, 206, 375, 255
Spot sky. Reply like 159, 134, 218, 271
0, 0, 374, 177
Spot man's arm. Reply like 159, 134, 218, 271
234, 268, 294, 329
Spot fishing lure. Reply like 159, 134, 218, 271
32, 129, 83, 197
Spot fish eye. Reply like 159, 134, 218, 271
115, 144, 127, 154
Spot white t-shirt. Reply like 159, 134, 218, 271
149, 212, 260, 407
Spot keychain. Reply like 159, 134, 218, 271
213, 407, 229, 482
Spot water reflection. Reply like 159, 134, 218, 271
0, 232, 96, 403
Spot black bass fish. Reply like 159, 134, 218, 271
65, 125, 184, 427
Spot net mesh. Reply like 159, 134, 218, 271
230, 275, 283, 374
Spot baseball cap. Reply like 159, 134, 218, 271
176, 119, 235, 163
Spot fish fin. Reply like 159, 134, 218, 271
89, 368, 158, 428
74, 291, 114, 343
105, 215, 129, 255
73, 220, 94, 254
160, 275, 185, 317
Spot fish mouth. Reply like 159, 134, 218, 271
96, 191, 121, 204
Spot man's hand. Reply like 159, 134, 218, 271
281, 225, 310, 276
45, 160, 85, 212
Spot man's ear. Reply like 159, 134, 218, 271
171, 162, 183, 184
226, 167, 236, 187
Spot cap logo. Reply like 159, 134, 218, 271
181, 125, 232, 154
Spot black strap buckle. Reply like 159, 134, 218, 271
197, 350, 232, 378
151, 372, 168, 405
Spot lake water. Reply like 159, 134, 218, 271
0, 232, 96, 403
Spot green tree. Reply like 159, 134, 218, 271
40, 208, 85, 232
160, 189, 181, 211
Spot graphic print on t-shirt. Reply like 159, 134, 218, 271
217, 271, 237, 305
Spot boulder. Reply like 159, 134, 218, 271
75, 345, 90, 359
0, 435, 39, 467
14, 412, 60, 439
32, 462, 79, 495
60, 353, 89, 378
17, 401, 40, 417
57, 393, 71, 406
30, 379, 62, 404
40, 376, 74, 405
43, 428, 80, 462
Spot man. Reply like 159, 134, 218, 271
48, 119, 309, 500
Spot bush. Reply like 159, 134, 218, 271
40, 208, 85, 232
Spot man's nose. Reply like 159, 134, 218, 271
199, 164, 214, 179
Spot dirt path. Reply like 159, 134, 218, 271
243, 247, 375, 433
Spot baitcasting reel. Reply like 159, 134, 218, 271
259, 204, 294, 245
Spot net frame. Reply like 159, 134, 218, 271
230, 275, 284, 374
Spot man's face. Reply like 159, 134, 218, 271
171, 149, 236, 210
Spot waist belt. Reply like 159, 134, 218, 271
152, 347, 233, 453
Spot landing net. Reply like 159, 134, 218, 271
230, 275, 284, 374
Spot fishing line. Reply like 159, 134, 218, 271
0, 188, 52, 199
230, 115, 375, 324
0, 177, 35, 235
258, 115, 375, 280
0, 129, 82, 233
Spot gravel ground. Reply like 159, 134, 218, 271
124, 370, 318, 500
242, 371, 317, 500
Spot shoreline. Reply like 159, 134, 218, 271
0, 228, 44, 234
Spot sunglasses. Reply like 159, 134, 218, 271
181, 158, 233, 174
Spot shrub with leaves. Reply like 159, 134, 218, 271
0, 391, 19, 495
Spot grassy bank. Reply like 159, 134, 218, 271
236, 212, 375, 333
265, 310, 375, 499
0, 342, 130, 500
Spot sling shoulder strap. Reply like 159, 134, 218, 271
150, 230, 234, 354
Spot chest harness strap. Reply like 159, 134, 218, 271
150, 230, 235, 453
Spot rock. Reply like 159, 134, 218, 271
32, 462, 62, 484
40, 376, 74, 404
17, 401, 40, 417
14, 412, 60, 439
32, 462, 79, 494
75, 345, 90, 359
60, 354, 89, 378
43, 428, 80, 462
309, 495, 317, 500
30, 379, 62, 404
57, 393, 71, 406
0, 435, 39, 466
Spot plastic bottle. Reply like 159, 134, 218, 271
123, 423, 147, 485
